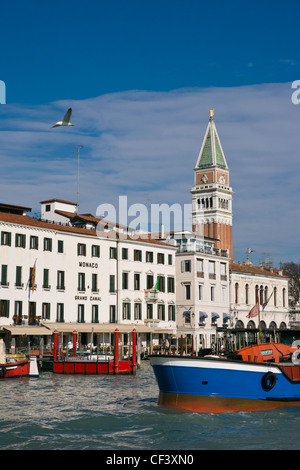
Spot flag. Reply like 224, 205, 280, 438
153, 276, 160, 291
31, 260, 36, 293
262, 290, 273, 310
247, 301, 260, 318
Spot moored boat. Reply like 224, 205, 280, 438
150, 343, 300, 413
0, 339, 39, 378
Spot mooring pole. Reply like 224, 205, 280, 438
53, 329, 58, 362
114, 328, 119, 374
132, 328, 137, 374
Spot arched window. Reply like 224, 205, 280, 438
245, 284, 249, 304
282, 288, 286, 307
274, 287, 277, 306
255, 285, 259, 303
235, 283, 239, 304
235, 320, 244, 329
259, 285, 264, 305
247, 320, 256, 329
264, 286, 268, 304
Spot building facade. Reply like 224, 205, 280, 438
0, 201, 177, 352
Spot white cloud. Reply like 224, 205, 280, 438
0, 82, 299, 265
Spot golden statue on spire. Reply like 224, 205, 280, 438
210, 109, 214, 118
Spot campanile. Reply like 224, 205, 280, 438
191, 110, 233, 258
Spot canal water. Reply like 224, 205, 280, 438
0, 361, 299, 451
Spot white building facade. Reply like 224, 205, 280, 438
0, 201, 177, 351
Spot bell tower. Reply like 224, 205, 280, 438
191, 110, 233, 258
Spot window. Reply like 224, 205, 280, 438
0, 300, 9, 318
57, 303, 64, 322
220, 263, 227, 280
14, 301, 22, 321
274, 287, 277, 306
92, 305, 99, 323
42, 303, 50, 320
77, 243, 86, 256
185, 284, 191, 300
30, 235, 38, 250
209, 261, 215, 279
92, 273, 98, 292
58, 240, 64, 253
283, 288, 286, 307
222, 286, 227, 303
44, 237, 52, 252
57, 271, 65, 290
122, 302, 131, 320
78, 304, 85, 323
1, 231, 11, 246
181, 260, 191, 272
167, 277, 175, 293
158, 276, 165, 292
146, 251, 153, 262
197, 259, 204, 276
16, 266, 22, 287
122, 248, 128, 259
28, 302, 36, 325
45, 204, 51, 212
109, 305, 116, 323
157, 253, 164, 264
78, 272, 85, 291
134, 273, 140, 290
168, 304, 175, 322
1, 265, 8, 286
134, 249, 142, 261
109, 247, 117, 259
134, 303, 142, 320
235, 283, 239, 304
199, 284, 203, 300
157, 304, 165, 321
245, 284, 249, 304
43, 269, 50, 289
15, 233, 26, 248
122, 272, 129, 289
147, 303, 153, 319
146, 274, 154, 290
168, 254, 172, 265
109, 275, 115, 293
91, 245, 100, 257
211, 285, 215, 301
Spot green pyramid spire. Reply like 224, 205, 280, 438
196, 110, 228, 169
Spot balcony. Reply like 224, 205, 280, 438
144, 289, 159, 302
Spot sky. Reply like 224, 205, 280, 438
0, 0, 300, 266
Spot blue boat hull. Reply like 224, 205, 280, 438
150, 355, 300, 413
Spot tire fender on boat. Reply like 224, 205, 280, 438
292, 350, 300, 364
0, 366, 6, 377
261, 371, 277, 391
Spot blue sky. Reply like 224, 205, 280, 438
0, 0, 300, 266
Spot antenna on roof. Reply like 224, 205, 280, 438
71, 144, 84, 214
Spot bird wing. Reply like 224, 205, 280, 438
63, 108, 72, 123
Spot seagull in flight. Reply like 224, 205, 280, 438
51, 108, 75, 128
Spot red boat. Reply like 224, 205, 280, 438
0, 356, 30, 378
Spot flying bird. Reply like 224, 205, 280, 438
51, 108, 75, 128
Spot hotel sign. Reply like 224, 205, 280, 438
79, 261, 98, 268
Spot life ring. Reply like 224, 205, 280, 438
261, 371, 277, 391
